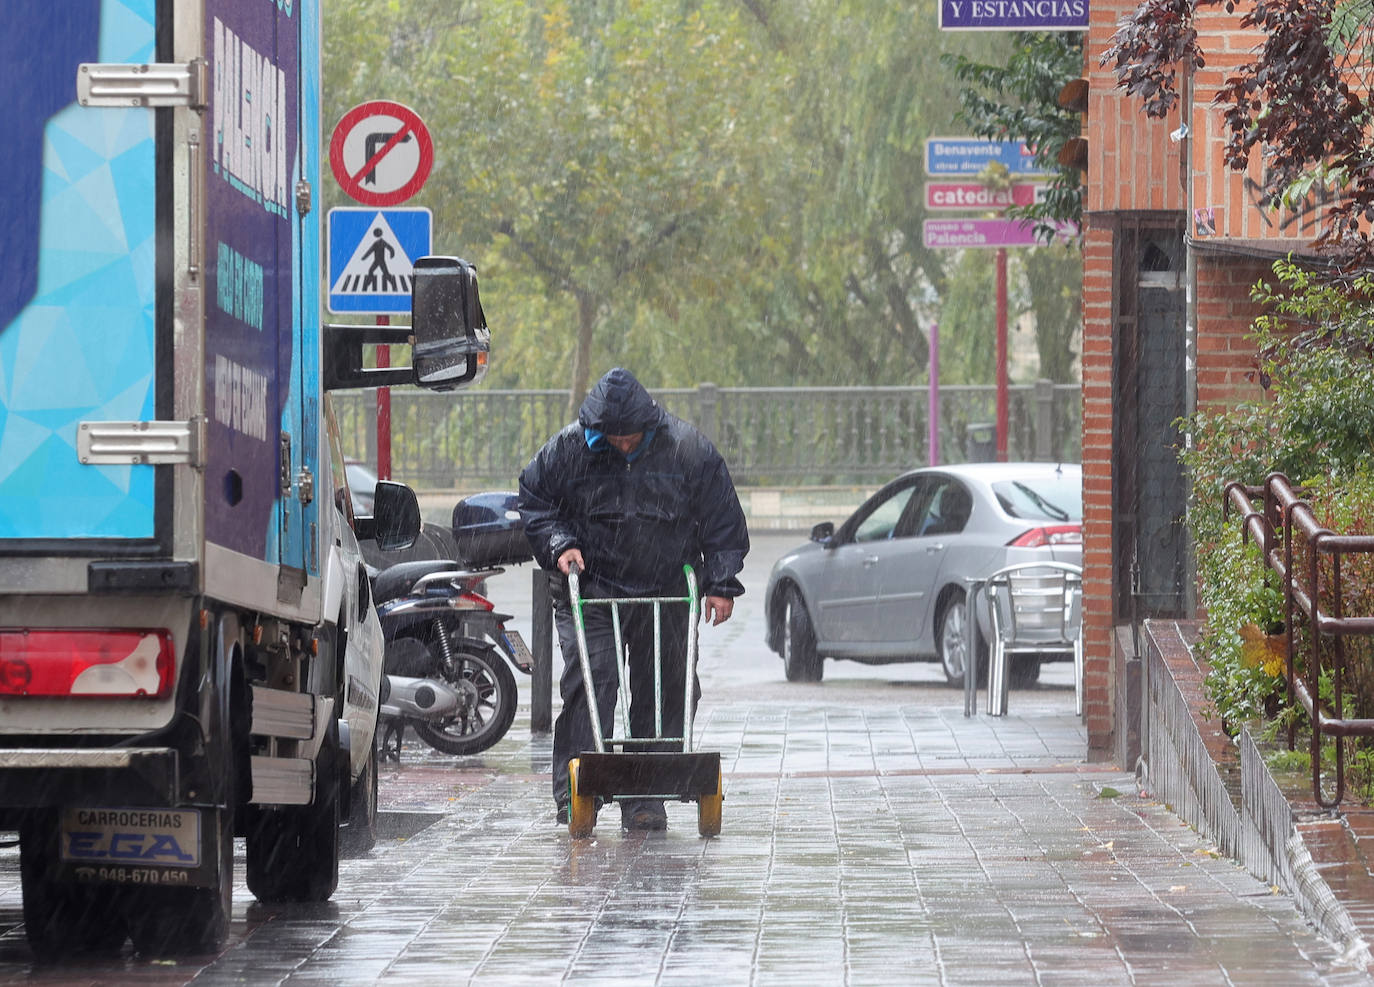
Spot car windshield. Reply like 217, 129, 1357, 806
992, 474, 1082, 522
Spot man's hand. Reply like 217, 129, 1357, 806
702, 595, 734, 626
557, 548, 585, 575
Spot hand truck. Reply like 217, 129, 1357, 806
564, 563, 723, 838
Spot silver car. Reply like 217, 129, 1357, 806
764, 462, 1082, 686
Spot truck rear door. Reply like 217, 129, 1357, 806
0, 3, 162, 555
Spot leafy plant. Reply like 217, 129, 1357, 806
1180, 258, 1374, 736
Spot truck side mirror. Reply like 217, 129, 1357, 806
411, 256, 490, 391
354, 480, 421, 551
322, 255, 490, 392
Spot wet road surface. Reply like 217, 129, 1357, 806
1, 533, 1370, 984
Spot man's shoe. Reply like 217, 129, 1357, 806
622, 802, 667, 831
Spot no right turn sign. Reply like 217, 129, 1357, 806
329, 101, 434, 206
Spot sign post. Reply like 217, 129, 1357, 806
923, 138, 1069, 461
329, 101, 433, 481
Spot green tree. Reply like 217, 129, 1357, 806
326, 0, 794, 402
944, 32, 1085, 234
941, 32, 1084, 386
323, 0, 1019, 396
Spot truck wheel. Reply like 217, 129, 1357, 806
414, 644, 518, 756
341, 730, 379, 856
19, 812, 128, 959
245, 725, 342, 903
127, 803, 234, 956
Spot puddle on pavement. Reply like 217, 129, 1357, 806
377, 810, 444, 840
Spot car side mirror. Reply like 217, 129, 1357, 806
354, 480, 421, 551
810, 521, 835, 546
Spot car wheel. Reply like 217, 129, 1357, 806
245, 718, 342, 903
937, 590, 985, 688
782, 587, 823, 683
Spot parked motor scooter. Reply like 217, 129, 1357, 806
373, 492, 535, 758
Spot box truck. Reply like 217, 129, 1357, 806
0, 0, 488, 956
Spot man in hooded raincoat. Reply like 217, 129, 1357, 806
518, 368, 749, 830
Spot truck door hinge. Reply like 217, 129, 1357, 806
295, 178, 312, 217
279, 433, 293, 499
77, 59, 207, 109
77, 418, 205, 467
296, 465, 314, 507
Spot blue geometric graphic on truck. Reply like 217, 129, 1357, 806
0, 0, 157, 540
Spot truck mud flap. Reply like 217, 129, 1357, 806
0, 748, 178, 810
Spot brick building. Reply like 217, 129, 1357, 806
1078, 0, 1321, 761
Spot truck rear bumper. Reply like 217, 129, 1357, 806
0, 747, 179, 822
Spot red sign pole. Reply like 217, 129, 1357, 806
376, 316, 391, 481
995, 247, 1009, 462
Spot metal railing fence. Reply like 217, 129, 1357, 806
1226, 474, 1374, 809
333, 381, 1081, 489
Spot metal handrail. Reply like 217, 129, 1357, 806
1224, 473, 1374, 808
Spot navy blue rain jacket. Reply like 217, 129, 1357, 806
518, 368, 749, 598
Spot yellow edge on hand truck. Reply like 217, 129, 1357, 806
566, 563, 723, 838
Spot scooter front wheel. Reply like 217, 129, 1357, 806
414, 643, 518, 756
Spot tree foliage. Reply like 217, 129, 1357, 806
942, 33, 1084, 383
1101, 0, 1374, 269
323, 0, 1072, 397
944, 32, 1085, 236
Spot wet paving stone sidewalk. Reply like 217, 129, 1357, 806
5, 686, 1371, 986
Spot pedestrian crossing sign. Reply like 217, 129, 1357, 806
327, 207, 433, 314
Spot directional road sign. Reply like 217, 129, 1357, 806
329, 101, 434, 207
939, 0, 1088, 31
923, 218, 1076, 249
328, 207, 432, 314
925, 137, 1050, 177
925, 182, 1046, 211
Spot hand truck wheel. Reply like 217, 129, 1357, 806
567, 758, 597, 838
697, 765, 723, 837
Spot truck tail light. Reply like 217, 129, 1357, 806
0, 629, 175, 698
1008, 524, 1082, 548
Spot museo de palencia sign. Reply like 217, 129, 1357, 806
939, 0, 1088, 30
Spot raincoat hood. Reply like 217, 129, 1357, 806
578, 368, 664, 436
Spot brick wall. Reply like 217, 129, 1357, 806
1079, 0, 1288, 762
1194, 254, 1273, 409
1086, 0, 1184, 214
1080, 225, 1116, 757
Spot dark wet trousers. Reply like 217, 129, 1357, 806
551, 594, 700, 810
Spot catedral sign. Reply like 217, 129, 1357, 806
925, 182, 1044, 211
